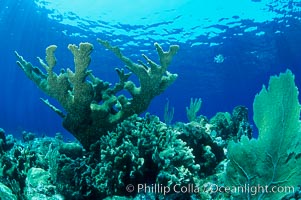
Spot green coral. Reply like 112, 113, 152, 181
163, 99, 174, 125
0, 182, 17, 200
15, 40, 179, 149
0, 112, 236, 199
90, 114, 200, 197
225, 70, 301, 199
24, 167, 59, 199
186, 98, 202, 122
210, 106, 252, 142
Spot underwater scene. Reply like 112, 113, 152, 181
1, 0, 301, 199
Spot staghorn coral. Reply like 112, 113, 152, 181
15, 39, 179, 149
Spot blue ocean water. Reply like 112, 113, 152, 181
1, 0, 300, 139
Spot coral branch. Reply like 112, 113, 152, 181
16, 40, 179, 149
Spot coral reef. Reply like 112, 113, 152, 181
90, 114, 200, 198
209, 105, 252, 142
10, 38, 300, 199
15, 40, 179, 149
0, 110, 234, 199
1, 68, 299, 200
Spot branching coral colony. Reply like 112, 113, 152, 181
15, 39, 179, 149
